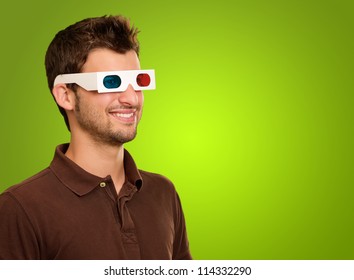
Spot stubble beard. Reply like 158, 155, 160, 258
74, 94, 139, 147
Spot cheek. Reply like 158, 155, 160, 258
77, 97, 109, 118
139, 92, 144, 107
76, 89, 109, 110
88, 94, 112, 111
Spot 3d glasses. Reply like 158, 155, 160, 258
53, 69, 155, 93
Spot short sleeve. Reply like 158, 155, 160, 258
0, 192, 40, 259
172, 192, 192, 260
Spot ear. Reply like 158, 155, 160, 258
52, 84, 75, 111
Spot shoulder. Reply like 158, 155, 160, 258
139, 169, 174, 184
0, 168, 53, 225
139, 169, 175, 188
1, 167, 54, 200
137, 169, 179, 199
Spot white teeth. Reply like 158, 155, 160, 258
112, 113, 134, 118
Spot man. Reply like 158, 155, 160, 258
0, 15, 191, 260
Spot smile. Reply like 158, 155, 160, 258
109, 109, 137, 123
111, 112, 134, 118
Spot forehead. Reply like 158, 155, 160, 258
82, 48, 140, 72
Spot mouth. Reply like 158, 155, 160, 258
109, 109, 137, 124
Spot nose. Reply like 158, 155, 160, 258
118, 84, 139, 107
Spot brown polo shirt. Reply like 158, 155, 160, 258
0, 144, 191, 260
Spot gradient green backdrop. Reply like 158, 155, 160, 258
0, 0, 353, 259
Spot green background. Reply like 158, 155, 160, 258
0, 0, 353, 259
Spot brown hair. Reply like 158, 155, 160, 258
45, 15, 140, 130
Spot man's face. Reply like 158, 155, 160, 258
71, 48, 144, 146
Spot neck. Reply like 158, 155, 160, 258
65, 133, 125, 194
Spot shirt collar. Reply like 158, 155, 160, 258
50, 144, 143, 196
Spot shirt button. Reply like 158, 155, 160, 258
100, 182, 106, 188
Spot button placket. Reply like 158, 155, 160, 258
117, 183, 140, 259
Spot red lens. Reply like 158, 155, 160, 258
136, 73, 151, 87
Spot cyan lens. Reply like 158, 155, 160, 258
103, 75, 121, 89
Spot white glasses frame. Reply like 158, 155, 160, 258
53, 69, 155, 93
